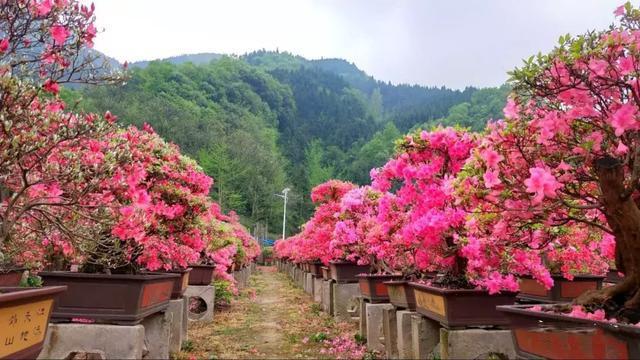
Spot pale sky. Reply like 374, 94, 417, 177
85, 0, 623, 89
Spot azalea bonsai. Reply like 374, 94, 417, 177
459, 4, 640, 317
370, 127, 480, 286
0, 0, 122, 272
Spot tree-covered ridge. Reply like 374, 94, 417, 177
66, 51, 507, 235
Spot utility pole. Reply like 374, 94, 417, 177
275, 188, 290, 241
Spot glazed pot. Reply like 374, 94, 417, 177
518, 274, 604, 303
329, 261, 371, 283
357, 274, 403, 303
308, 262, 323, 277
498, 304, 640, 359
39, 271, 178, 325
410, 282, 517, 328
385, 280, 417, 310
188, 265, 215, 286
0, 286, 67, 359
0, 268, 25, 287
156, 268, 191, 299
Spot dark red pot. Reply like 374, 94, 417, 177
188, 265, 215, 286
329, 261, 371, 283
0, 268, 25, 286
39, 271, 178, 325
308, 262, 323, 277
410, 282, 517, 328
157, 268, 191, 299
357, 274, 403, 303
518, 274, 604, 302
385, 280, 416, 310
498, 304, 640, 359
0, 286, 67, 360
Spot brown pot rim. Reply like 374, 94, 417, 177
189, 264, 216, 268
409, 281, 518, 295
39, 271, 180, 281
329, 260, 367, 265
497, 304, 640, 333
356, 274, 403, 279
0, 285, 67, 302
518, 274, 605, 281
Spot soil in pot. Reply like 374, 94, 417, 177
499, 304, 640, 359
518, 274, 604, 303
410, 281, 517, 328
39, 271, 178, 325
0, 286, 67, 360
188, 265, 215, 286
385, 280, 417, 310
357, 274, 403, 303
329, 261, 371, 283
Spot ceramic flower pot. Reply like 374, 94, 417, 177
410, 282, 517, 327
329, 261, 371, 283
188, 265, 215, 286
498, 304, 640, 359
356, 274, 403, 303
39, 271, 178, 325
385, 280, 417, 310
0, 286, 66, 359
518, 274, 604, 302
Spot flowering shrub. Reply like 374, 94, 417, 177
371, 127, 478, 280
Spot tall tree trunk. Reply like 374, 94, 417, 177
587, 157, 640, 308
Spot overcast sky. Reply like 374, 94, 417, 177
85, 0, 622, 89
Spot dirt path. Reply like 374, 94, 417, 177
177, 266, 359, 359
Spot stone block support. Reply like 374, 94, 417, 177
321, 279, 334, 314
396, 310, 415, 359
38, 324, 145, 360
411, 314, 440, 359
365, 303, 394, 353
313, 275, 323, 303
141, 310, 172, 359
440, 328, 515, 360
332, 282, 360, 321
185, 285, 215, 322
382, 307, 398, 359
166, 298, 185, 354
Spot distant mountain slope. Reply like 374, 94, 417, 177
131, 53, 223, 68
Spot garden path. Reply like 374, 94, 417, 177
177, 266, 359, 359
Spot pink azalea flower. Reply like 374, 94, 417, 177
524, 167, 561, 204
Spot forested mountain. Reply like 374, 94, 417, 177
64, 51, 507, 236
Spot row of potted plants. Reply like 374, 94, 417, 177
0, 1, 260, 358
276, 5, 640, 358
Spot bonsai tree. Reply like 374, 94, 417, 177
458, 5, 640, 313
371, 127, 481, 286
331, 186, 386, 271
0, 0, 122, 270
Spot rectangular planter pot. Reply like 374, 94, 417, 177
0, 286, 67, 360
188, 265, 215, 286
321, 266, 330, 281
518, 275, 604, 303
0, 268, 25, 287
410, 282, 517, 328
385, 280, 416, 310
498, 304, 640, 359
357, 274, 403, 303
329, 261, 371, 283
309, 262, 323, 277
39, 271, 178, 325
154, 268, 191, 299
